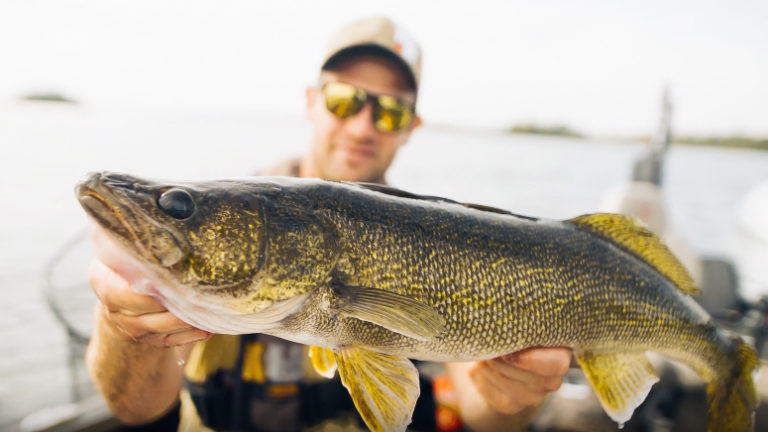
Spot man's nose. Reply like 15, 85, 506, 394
343, 101, 378, 138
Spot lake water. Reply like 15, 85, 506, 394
1, 101, 767, 428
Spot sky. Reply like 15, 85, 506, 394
1, 0, 766, 136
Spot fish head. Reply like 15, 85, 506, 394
76, 171, 276, 314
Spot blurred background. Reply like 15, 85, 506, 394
1, 1, 767, 431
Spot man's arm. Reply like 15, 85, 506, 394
85, 258, 210, 424
446, 347, 572, 432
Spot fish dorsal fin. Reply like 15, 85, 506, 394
575, 350, 659, 426
568, 213, 699, 295
350, 182, 538, 220
309, 346, 338, 379
336, 346, 419, 432
351, 182, 455, 203
333, 284, 445, 341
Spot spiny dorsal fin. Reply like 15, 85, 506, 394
350, 182, 456, 203
568, 213, 699, 295
350, 182, 538, 220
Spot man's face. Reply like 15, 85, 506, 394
304, 54, 421, 183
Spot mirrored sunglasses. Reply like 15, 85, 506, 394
322, 82, 415, 133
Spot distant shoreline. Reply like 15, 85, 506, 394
508, 124, 584, 139
506, 124, 768, 151
665, 136, 768, 151
596, 135, 768, 151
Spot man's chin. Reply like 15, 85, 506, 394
330, 164, 382, 183
338, 146, 376, 161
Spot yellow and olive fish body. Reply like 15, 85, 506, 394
77, 172, 758, 432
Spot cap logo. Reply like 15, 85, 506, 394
393, 26, 420, 67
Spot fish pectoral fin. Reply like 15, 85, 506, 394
336, 346, 419, 432
333, 284, 444, 341
309, 346, 337, 379
575, 350, 659, 426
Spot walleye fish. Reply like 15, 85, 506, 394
76, 172, 758, 432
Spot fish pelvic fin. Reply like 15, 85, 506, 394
568, 213, 699, 295
574, 350, 658, 426
309, 346, 337, 379
333, 284, 445, 341
705, 338, 759, 432
336, 346, 419, 432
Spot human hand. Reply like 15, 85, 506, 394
89, 258, 210, 348
87, 224, 210, 348
468, 347, 572, 415
89, 258, 211, 347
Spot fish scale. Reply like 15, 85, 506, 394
310, 201, 660, 358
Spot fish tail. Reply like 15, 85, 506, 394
706, 338, 759, 432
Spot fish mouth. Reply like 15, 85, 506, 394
77, 174, 141, 249
76, 172, 189, 267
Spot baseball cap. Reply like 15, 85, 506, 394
321, 16, 422, 92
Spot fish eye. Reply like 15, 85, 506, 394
157, 188, 196, 220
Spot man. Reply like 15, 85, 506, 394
86, 16, 571, 431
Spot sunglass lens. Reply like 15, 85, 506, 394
374, 95, 414, 132
323, 83, 365, 119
